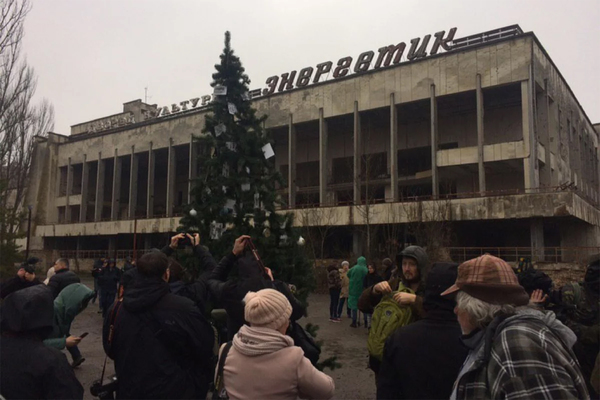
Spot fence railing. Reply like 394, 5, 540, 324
446, 246, 600, 266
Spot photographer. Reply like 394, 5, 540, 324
204, 235, 305, 340
0, 258, 42, 299
102, 251, 214, 399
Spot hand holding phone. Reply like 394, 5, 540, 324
79, 332, 89, 339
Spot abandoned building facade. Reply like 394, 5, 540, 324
22, 25, 600, 263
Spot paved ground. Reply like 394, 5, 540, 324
72, 276, 375, 399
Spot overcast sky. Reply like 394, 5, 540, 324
23, 0, 600, 135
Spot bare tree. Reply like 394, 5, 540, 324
403, 197, 454, 262
1, 0, 54, 271
298, 192, 339, 261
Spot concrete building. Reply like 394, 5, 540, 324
22, 25, 600, 263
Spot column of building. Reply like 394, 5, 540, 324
80, 154, 89, 223
288, 114, 297, 208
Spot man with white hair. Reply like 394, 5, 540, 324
442, 254, 589, 400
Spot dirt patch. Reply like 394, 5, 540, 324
71, 276, 375, 399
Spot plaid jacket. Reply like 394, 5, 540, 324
451, 309, 589, 400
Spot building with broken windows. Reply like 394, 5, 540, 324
22, 25, 600, 264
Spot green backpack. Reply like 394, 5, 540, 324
367, 284, 415, 361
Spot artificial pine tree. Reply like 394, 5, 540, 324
179, 31, 315, 303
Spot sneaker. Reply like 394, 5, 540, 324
71, 356, 86, 368
332, 318, 341, 323
329, 318, 334, 322
350, 322, 357, 328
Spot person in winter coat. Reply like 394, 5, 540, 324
122, 256, 135, 272
337, 261, 351, 319
47, 258, 80, 299
93, 259, 122, 317
359, 246, 429, 320
327, 264, 342, 322
103, 251, 215, 399
0, 285, 84, 399
347, 256, 369, 327
442, 254, 589, 399
381, 258, 395, 281
0, 259, 42, 299
206, 236, 305, 340
377, 262, 467, 399
44, 283, 95, 368
91, 257, 106, 306
217, 288, 335, 400
362, 264, 383, 328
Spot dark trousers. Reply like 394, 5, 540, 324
329, 288, 341, 319
100, 291, 116, 318
337, 297, 350, 318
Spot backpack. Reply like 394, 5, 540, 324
367, 284, 415, 361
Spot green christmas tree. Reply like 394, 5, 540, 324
179, 32, 315, 303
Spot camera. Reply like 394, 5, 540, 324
177, 234, 193, 249
90, 375, 118, 400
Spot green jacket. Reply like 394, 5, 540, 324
347, 257, 368, 310
43, 283, 94, 350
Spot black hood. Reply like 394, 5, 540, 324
0, 285, 54, 338
423, 262, 459, 312
399, 246, 430, 285
123, 274, 169, 313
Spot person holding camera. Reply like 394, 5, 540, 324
102, 251, 215, 399
0, 258, 42, 299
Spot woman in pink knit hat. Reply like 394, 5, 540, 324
215, 288, 335, 400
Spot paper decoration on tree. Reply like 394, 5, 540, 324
241, 183, 251, 192
222, 164, 229, 178
241, 92, 251, 101
254, 192, 260, 209
214, 123, 226, 137
222, 186, 227, 194
214, 85, 227, 96
279, 233, 289, 245
263, 228, 271, 238
225, 142, 237, 152
228, 102, 237, 115
210, 221, 225, 240
262, 143, 275, 159
245, 167, 250, 174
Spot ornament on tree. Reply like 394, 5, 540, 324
297, 236, 306, 246
214, 85, 227, 96
254, 192, 260, 209
263, 228, 271, 237
226, 142, 237, 152
214, 123, 226, 137
245, 166, 250, 174
228, 102, 237, 115
241, 182, 251, 192
210, 221, 224, 240
189, 208, 197, 217
222, 164, 229, 178
262, 143, 275, 159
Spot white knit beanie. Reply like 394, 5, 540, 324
244, 289, 292, 330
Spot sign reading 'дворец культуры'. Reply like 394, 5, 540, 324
146, 28, 457, 120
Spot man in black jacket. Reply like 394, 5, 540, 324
0, 285, 83, 399
93, 259, 121, 317
103, 251, 214, 399
377, 262, 467, 400
0, 258, 42, 299
47, 258, 80, 299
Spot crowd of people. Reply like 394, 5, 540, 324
0, 235, 598, 399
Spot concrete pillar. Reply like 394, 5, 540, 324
522, 66, 539, 190
128, 146, 138, 219
530, 218, 545, 261
353, 101, 361, 205
188, 134, 197, 204
390, 93, 399, 201
352, 231, 364, 256
476, 74, 486, 194
80, 154, 89, 223
147, 142, 155, 218
430, 85, 439, 198
95, 153, 105, 222
108, 236, 117, 253
288, 114, 297, 208
111, 149, 122, 221
166, 138, 176, 217
65, 157, 72, 222
319, 108, 329, 206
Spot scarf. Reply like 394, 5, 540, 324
233, 325, 294, 357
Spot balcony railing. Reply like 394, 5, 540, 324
446, 246, 600, 266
